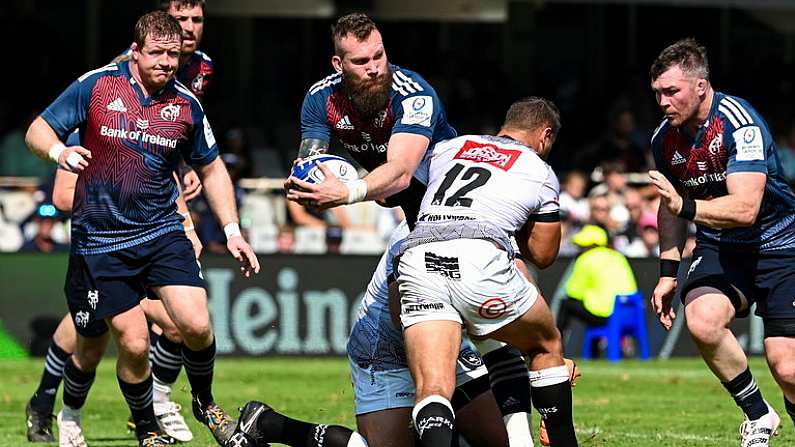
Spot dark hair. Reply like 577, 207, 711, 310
503, 97, 561, 136
650, 38, 709, 81
160, 0, 205, 12
331, 13, 378, 56
134, 11, 183, 49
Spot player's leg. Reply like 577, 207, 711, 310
26, 313, 76, 442
140, 297, 193, 442
453, 377, 510, 447
764, 336, 793, 430
484, 294, 577, 446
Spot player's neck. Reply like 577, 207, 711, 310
684, 88, 715, 136
129, 61, 164, 98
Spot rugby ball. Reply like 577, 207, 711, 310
290, 154, 359, 184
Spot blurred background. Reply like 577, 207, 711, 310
0, 0, 789, 358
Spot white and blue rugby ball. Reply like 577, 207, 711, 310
290, 154, 359, 184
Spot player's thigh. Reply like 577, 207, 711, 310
456, 389, 509, 447
681, 243, 752, 322
765, 336, 795, 384
357, 408, 415, 447
106, 304, 150, 358
404, 321, 461, 400
483, 290, 561, 359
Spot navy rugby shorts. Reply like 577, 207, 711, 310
681, 241, 795, 336
64, 230, 205, 336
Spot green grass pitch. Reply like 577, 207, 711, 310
2, 357, 793, 446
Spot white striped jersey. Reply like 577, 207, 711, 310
651, 91, 795, 252
416, 134, 560, 235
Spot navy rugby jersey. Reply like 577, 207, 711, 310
41, 61, 218, 255
652, 92, 795, 252
116, 48, 214, 101
300, 64, 457, 226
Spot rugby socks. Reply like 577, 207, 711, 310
29, 341, 70, 412
118, 374, 160, 436
474, 340, 534, 447
784, 396, 795, 427
412, 395, 456, 447
62, 357, 95, 410
721, 368, 769, 420
530, 366, 578, 446
255, 408, 366, 447
182, 338, 216, 404
151, 334, 183, 403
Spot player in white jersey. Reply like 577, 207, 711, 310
397, 97, 578, 447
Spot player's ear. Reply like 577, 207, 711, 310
696, 78, 708, 96
331, 55, 343, 74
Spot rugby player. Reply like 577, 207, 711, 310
285, 13, 544, 446
649, 38, 795, 447
25, 1, 214, 443
25, 11, 258, 447
394, 97, 578, 446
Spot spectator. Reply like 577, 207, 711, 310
557, 225, 639, 355
598, 106, 649, 173
559, 171, 590, 226
0, 111, 53, 180
622, 212, 659, 258
19, 203, 69, 253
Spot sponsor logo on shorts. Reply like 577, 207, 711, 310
687, 256, 703, 277
395, 391, 414, 398
87, 290, 99, 310
404, 303, 446, 313
478, 298, 508, 319
458, 348, 483, 368
425, 252, 461, 279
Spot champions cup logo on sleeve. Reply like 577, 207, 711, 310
192, 73, 204, 92
160, 103, 181, 122
734, 126, 764, 161
454, 140, 522, 171
400, 95, 433, 126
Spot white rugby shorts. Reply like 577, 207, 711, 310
397, 239, 538, 336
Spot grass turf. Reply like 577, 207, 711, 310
1, 357, 793, 446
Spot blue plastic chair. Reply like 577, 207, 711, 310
581, 291, 650, 362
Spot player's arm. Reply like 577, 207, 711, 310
687, 173, 765, 228
25, 117, 91, 172
516, 220, 561, 269
297, 138, 330, 159
52, 169, 78, 212
656, 196, 689, 262
172, 171, 202, 258
194, 158, 239, 234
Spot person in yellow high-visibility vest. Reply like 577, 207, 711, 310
557, 225, 638, 333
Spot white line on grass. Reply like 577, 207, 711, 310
577, 425, 722, 443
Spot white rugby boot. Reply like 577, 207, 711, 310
57, 409, 88, 447
154, 401, 193, 442
740, 403, 780, 447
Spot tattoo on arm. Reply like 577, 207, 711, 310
297, 138, 329, 159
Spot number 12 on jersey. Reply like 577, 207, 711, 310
431, 163, 492, 207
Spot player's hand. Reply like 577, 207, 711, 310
227, 236, 260, 278
285, 163, 348, 210
283, 158, 304, 192
181, 169, 202, 201
185, 228, 203, 259
651, 277, 678, 331
649, 170, 683, 216
59, 146, 92, 173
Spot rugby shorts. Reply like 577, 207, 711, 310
397, 239, 538, 336
349, 337, 488, 415
64, 230, 205, 337
682, 241, 795, 336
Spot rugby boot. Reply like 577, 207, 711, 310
539, 358, 580, 446
740, 402, 780, 447
57, 409, 87, 447
193, 396, 236, 446
154, 401, 194, 442
26, 401, 55, 442
225, 401, 273, 447
138, 431, 176, 446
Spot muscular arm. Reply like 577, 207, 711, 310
516, 220, 561, 269
297, 138, 329, 159
360, 132, 429, 201
658, 201, 689, 261
193, 157, 239, 227
53, 169, 78, 212
692, 172, 765, 228
25, 116, 62, 161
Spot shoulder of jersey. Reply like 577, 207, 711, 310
195, 50, 213, 63
715, 93, 757, 130
308, 72, 343, 96
650, 118, 669, 146
77, 63, 121, 83
173, 79, 204, 110
391, 67, 428, 97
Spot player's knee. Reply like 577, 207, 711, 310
684, 303, 726, 344
160, 325, 183, 343
118, 333, 150, 362
767, 350, 795, 385
416, 382, 453, 402
177, 316, 211, 345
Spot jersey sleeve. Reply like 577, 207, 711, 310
300, 89, 331, 142
530, 167, 561, 222
181, 102, 218, 167
40, 75, 97, 140
722, 101, 771, 175
390, 71, 441, 140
